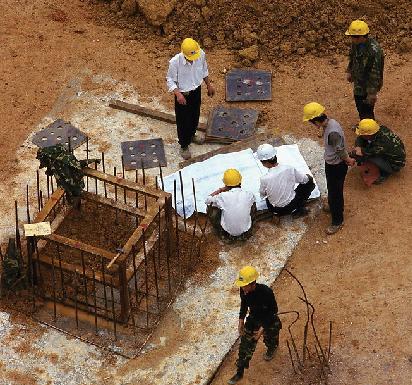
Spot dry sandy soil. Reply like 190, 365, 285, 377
1, 0, 411, 384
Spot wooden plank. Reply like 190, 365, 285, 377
109, 99, 207, 132
179, 133, 284, 168
81, 191, 147, 218
34, 188, 65, 223
83, 167, 170, 200
46, 233, 117, 261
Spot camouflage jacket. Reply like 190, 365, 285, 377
37, 144, 96, 198
355, 126, 406, 171
347, 38, 384, 96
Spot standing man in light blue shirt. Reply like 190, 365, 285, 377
166, 38, 215, 160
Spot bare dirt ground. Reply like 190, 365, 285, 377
1, 0, 411, 384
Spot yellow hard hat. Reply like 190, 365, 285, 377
355, 119, 380, 136
223, 169, 242, 187
345, 20, 370, 36
302, 102, 326, 122
235, 266, 259, 287
181, 38, 201, 61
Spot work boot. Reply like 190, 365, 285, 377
263, 347, 277, 361
192, 133, 205, 145
372, 175, 388, 185
179, 147, 191, 160
228, 367, 244, 384
326, 223, 344, 235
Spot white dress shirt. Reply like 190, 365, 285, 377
205, 188, 255, 236
259, 164, 309, 208
166, 50, 209, 93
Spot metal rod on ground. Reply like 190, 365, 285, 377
92, 269, 98, 334
110, 278, 117, 340
74, 270, 79, 328
287, 340, 298, 374
173, 180, 181, 280
285, 268, 310, 364
114, 167, 118, 224
142, 229, 150, 328
80, 252, 89, 308
14, 201, 23, 272
141, 160, 147, 211
101, 256, 109, 318
279, 310, 302, 368
121, 156, 127, 204
102, 152, 107, 198
36, 169, 41, 212
314, 343, 326, 379
178, 171, 187, 231
158, 165, 164, 190
86, 137, 89, 191
327, 321, 332, 362
50, 253, 57, 322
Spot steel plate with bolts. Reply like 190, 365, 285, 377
205, 106, 259, 142
226, 69, 272, 102
32, 119, 87, 149
121, 138, 167, 170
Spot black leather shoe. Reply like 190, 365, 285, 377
228, 368, 244, 384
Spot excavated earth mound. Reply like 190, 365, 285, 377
103, 0, 412, 62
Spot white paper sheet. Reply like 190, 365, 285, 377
163, 145, 320, 217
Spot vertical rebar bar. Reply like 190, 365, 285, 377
121, 156, 127, 204
173, 180, 181, 280
86, 137, 89, 191
36, 169, 41, 212
46, 175, 50, 199
56, 244, 65, 298
74, 271, 79, 328
327, 321, 332, 362
50, 253, 57, 322
92, 269, 98, 334
135, 169, 139, 208
129, 292, 136, 336
287, 340, 298, 374
110, 280, 117, 340
151, 228, 160, 311
94, 161, 98, 194
114, 167, 118, 224
188, 179, 199, 270
14, 201, 23, 271
102, 152, 107, 198
101, 256, 108, 318
33, 238, 43, 288
141, 160, 147, 211
142, 230, 150, 328
68, 136, 72, 153
50, 177, 55, 194
39, 190, 43, 210
178, 171, 187, 231
80, 252, 89, 307
158, 165, 164, 190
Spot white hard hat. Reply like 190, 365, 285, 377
254, 143, 277, 161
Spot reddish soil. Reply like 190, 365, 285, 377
1, 0, 411, 384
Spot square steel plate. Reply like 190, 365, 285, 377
226, 69, 272, 102
32, 119, 87, 149
206, 106, 259, 141
121, 138, 167, 170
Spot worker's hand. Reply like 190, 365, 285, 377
346, 72, 353, 83
366, 93, 377, 105
175, 91, 187, 105
207, 83, 215, 97
211, 186, 229, 196
345, 157, 356, 167
353, 146, 363, 157
238, 319, 245, 335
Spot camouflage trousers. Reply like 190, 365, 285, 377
236, 316, 282, 369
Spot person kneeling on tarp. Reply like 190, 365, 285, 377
205, 169, 256, 241
255, 144, 315, 218
352, 119, 406, 184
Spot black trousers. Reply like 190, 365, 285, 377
354, 94, 375, 120
174, 86, 201, 149
266, 178, 315, 215
325, 162, 348, 226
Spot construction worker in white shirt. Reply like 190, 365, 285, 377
256, 144, 315, 218
166, 38, 215, 160
206, 169, 256, 241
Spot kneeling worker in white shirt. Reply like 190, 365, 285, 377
205, 169, 256, 240
256, 144, 315, 217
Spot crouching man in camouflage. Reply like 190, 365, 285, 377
228, 266, 282, 384
351, 119, 406, 184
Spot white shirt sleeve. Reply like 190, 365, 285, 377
259, 178, 267, 198
202, 52, 209, 79
166, 57, 178, 92
294, 168, 309, 184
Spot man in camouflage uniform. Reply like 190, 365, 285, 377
345, 20, 384, 119
36, 144, 98, 204
228, 266, 282, 384
351, 119, 406, 184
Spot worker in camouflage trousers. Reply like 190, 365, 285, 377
345, 20, 384, 120
228, 266, 282, 384
36, 144, 98, 204
351, 119, 406, 184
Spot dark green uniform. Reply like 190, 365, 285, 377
347, 38, 384, 119
236, 283, 281, 369
355, 125, 406, 172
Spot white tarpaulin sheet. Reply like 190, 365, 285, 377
163, 144, 320, 218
